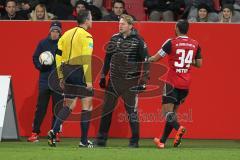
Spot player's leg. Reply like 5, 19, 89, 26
51, 91, 64, 142
53, 64, 84, 130
161, 103, 176, 139
48, 97, 77, 147
154, 83, 177, 148
154, 103, 177, 148
173, 89, 189, 147
172, 104, 180, 131
28, 87, 50, 142
173, 104, 179, 113
52, 97, 77, 133
95, 82, 119, 147
48, 64, 84, 146
79, 96, 93, 147
122, 91, 139, 148
173, 108, 186, 147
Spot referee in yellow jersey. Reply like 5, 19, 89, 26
48, 10, 94, 148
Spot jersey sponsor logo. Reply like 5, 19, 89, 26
88, 42, 93, 49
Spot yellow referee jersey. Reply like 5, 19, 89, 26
56, 27, 93, 83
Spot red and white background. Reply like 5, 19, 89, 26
0, 21, 239, 139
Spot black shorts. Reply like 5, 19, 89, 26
62, 64, 93, 99
162, 83, 189, 105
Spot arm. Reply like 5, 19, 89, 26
192, 59, 202, 68
99, 39, 114, 88
55, 49, 65, 89
192, 46, 202, 68
32, 41, 43, 71
101, 40, 114, 78
148, 52, 163, 62
101, 51, 112, 78
138, 38, 150, 83
148, 39, 172, 62
55, 49, 63, 78
81, 36, 94, 87
32, 41, 52, 72
56, 36, 64, 79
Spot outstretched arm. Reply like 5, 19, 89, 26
148, 52, 162, 62
149, 39, 172, 62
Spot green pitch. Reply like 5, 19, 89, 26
0, 138, 239, 160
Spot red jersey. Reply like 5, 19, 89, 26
158, 36, 202, 89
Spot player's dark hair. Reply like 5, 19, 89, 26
77, 10, 91, 25
112, 0, 125, 8
176, 19, 189, 34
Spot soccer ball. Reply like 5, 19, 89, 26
39, 51, 54, 65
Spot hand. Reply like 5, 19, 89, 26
148, 56, 154, 62
139, 79, 147, 91
40, 64, 51, 71
99, 78, 106, 88
130, 84, 146, 93
138, 84, 146, 91
86, 83, 94, 96
137, 79, 147, 92
86, 82, 93, 89
59, 78, 64, 90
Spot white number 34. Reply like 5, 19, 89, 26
174, 49, 193, 68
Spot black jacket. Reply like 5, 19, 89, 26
33, 36, 59, 88
101, 29, 149, 81
1, 12, 26, 20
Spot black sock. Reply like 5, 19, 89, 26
160, 111, 179, 143
81, 110, 91, 144
160, 121, 173, 143
166, 111, 180, 130
53, 106, 71, 134
172, 120, 180, 130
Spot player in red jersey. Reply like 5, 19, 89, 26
148, 19, 202, 149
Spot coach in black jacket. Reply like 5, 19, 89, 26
95, 14, 150, 148
27, 21, 63, 142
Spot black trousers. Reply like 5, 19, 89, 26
32, 85, 63, 134
97, 78, 139, 144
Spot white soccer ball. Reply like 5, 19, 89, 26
39, 51, 54, 65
